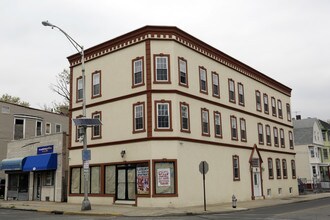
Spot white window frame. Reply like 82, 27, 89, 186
55, 123, 62, 133
134, 104, 144, 132
133, 58, 143, 86
45, 122, 51, 135
92, 71, 101, 97
36, 120, 42, 136
155, 56, 169, 82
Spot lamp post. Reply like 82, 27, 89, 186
42, 20, 91, 211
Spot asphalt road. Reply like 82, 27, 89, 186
1, 197, 330, 220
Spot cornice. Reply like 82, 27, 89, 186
67, 25, 291, 96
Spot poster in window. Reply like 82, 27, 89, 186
157, 168, 171, 187
136, 167, 149, 194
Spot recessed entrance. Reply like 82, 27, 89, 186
116, 164, 136, 201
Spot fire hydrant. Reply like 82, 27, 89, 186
232, 194, 237, 208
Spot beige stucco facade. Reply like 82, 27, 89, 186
68, 26, 297, 207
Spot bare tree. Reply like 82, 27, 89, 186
50, 69, 70, 104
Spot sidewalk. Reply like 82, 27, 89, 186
0, 193, 329, 217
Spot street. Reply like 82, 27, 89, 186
1, 197, 330, 220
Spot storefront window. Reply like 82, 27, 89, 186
70, 168, 81, 194
43, 171, 54, 186
91, 166, 100, 194
154, 161, 176, 195
136, 164, 149, 195
105, 165, 116, 194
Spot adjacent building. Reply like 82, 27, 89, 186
68, 26, 297, 207
293, 117, 330, 189
0, 101, 69, 201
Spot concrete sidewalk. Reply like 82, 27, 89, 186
0, 193, 329, 217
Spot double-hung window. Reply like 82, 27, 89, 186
231, 116, 238, 140
233, 155, 240, 181
256, 90, 262, 112
199, 67, 208, 94
264, 94, 269, 114
278, 100, 283, 118
276, 158, 281, 179
274, 127, 279, 147
212, 72, 220, 97
289, 131, 294, 149
266, 125, 271, 146
133, 103, 145, 132
286, 103, 291, 121
258, 123, 264, 144
155, 55, 170, 83
201, 108, 210, 136
280, 128, 285, 147
214, 111, 222, 138
271, 97, 277, 116
36, 121, 42, 136
180, 102, 190, 132
92, 112, 101, 139
178, 57, 188, 87
291, 160, 296, 178
268, 158, 274, 179
240, 118, 247, 141
77, 77, 83, 102
132, 57, 144, 87
92, 71, 101, 98
155, 101, 172, 130
238, 83, 244, 106
228, 79, 235, 103
282, 159, 287, 179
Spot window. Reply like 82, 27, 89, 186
276, 159, 281, 179
286, 103, 291, 121
233, 155, 240, 181
212, 72, 220, 97
268, 158, 274, 179
274, 127, 279, 147
55, 124, 62, 133
291, 160, 296, 178
278, 100, 283, 118
258, 123, 264, 144
155, 101, 172, 130
309, 146, 315, 158
323, 149, 329, 160
92, 71, 101, 98
199, 67, 208, 94
43, 171, 55, 186
105, 165, 116, 194
154, 54, 170, 83
133, 103, 145, 133
132, 57, 144, 87
264, 94, 269, 114
77, 77, 83, 102
266, 125, 271, 146
228, 79, 235, 103
312, 166, 317, 176
271, 97, 277, 116
36, 121, 42, 136
240, 118, 247, 141
180, 102, 190, 132
214, 111, 222, 138
45, 122, 51, 134
289, 131, 294, 149
14, 118, 24, 140
92, 112, 101, 138
75, 115, 84, 142
282, 159, 287, 179
230, 116, 238, 140
238, 83, 244, 106
280, 128, 285, 147
178, 57, 188, 87
136, 163, 150, 195
153, 160, 177, 196
256, 90, 262, 112
70, 166, 101, 194
201, 108, 210, 136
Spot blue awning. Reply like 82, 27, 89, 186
22, 153, 57, 171
0, 158, 25, 171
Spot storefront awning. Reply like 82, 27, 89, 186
0, 158, 25, 171
22, 153, 57, 171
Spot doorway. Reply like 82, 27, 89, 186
253, 171, 262, 197
116, 165, 136, 201
33, 172, 42, 200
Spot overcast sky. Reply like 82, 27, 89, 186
1, 0, 329, 120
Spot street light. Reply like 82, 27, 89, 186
42, 20, 91, 211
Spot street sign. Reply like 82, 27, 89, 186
199, 161, 209, 174
82, 149, 91, 161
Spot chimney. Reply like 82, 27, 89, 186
296, 115, 301, 120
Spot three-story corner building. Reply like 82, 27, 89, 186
68, 26, 297, 207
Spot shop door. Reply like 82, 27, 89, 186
116, 166, 136, 200
33, 173, 42, 200
253, 171, 262, 197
